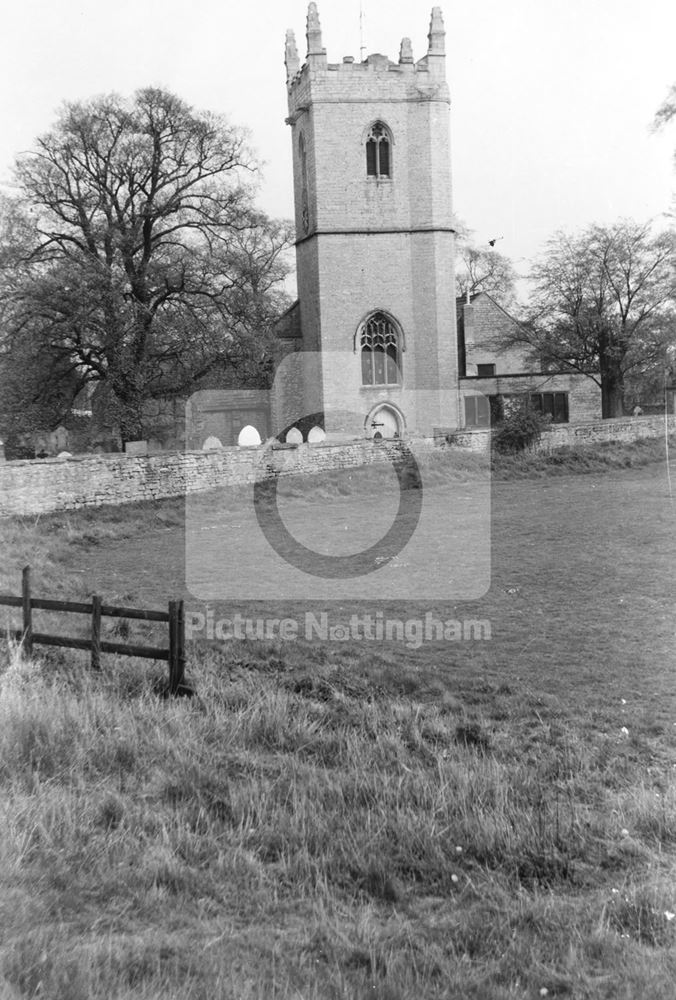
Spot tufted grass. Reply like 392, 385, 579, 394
0, 644, 675, 999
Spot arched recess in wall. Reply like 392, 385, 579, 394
355, 310, 405, 386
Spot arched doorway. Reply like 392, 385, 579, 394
366, 404, 403, 439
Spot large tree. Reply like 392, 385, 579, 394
524, 220, 675, 417
0, 88, 292, 443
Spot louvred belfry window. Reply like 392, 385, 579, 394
366, 122, 391, 178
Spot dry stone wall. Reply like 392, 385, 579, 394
536, 414, 675, 451
450, 414, 675, 453
0, 440, 427, 517
0, 416, 673, 518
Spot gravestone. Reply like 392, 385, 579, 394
307, 426, 326, 444
51, 425, 69, 452
125, 440, 148, 456
237, 425, 262, 447
285, 427, 303, 445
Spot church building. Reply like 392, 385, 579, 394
274, 4, 600, 443
276, 5, 459, 440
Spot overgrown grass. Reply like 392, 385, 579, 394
0, 644, 675, 998
491, 432, 676, 479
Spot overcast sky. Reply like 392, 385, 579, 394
1, 0, 674, 276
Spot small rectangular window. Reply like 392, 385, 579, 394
530, 392, 569, 423
476, 363, 496, 377
464, 395, 491, 427
554, 393, 568, 422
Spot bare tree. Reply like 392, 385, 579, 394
525, 220, 675, 417
453, 221, 518, 308
0, 88, 293, 443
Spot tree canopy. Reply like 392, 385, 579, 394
0, 87, 292, 444
525, 220, 675, 417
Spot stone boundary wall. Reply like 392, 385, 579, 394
536, 413, 675, 451
0, 415, 673, 518
0, 439, 434, 518
449, 414, 675, 454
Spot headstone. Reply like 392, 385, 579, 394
202, 436, 223, 450
285, 426, 303, 445
307, 425, 326, 444
237, 425, 262, 447
125, 440, 148, 456
52, 425, 69, 452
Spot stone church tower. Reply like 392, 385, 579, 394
279, 4, 459, 439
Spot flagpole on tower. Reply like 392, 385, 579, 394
359, 1, 366, 61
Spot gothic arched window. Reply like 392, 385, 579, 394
360, 312, 401, 385
366, 122, 391, 178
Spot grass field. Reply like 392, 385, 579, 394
0, 437, 675, 998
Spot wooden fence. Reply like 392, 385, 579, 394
0, 566, 188, 695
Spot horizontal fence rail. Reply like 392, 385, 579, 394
0, 566, 187, 695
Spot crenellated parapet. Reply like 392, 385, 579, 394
285, 5, 449, 115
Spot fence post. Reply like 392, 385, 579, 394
91, 595, 102, 670
21, 566, 33, 658
168, 599, 187, 696
168, 600, 179, 694
177, 599, 186, 692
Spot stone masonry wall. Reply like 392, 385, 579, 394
0, 439, 429, 518
461, 296, 535, 375
450, 414, 675, 453
1, 415, 672, 518
536, 414, 676, 452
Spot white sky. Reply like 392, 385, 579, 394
1, 0, 674, 276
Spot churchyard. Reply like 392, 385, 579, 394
0, 437, 674, 998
